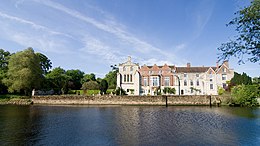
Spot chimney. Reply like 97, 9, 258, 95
216, 62, 219, 69
187, 63, 191, 68
223, 60, 229, 68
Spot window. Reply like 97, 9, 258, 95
123, 67, 126, 71
210, 79, 213, 82
124, 75, 126, 82
184, 73, 187, 78
190, 80, 193, 86
144, 77, 148, 86
151, 77, 159, 86
196, 80, 199, 86
127, 74, 129, 82
210, 84, 213, 89
223, 68, 227, 73
130, 67, 133, 71
184, 80, 187, 86
164, 77, 170, 86
222, 74, 227, 80
130, 74, 132, 82
196, 74, 199, 77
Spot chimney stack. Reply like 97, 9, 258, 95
187, 63, 191, 68
216, 62, 219, 69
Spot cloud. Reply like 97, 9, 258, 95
0, 11, 74, 53
33, 0, 180, 62
79, 36, 125, 64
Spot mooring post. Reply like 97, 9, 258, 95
209, 95, 212, 107
165, 96, 168, 107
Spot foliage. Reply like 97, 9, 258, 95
218, 0, 260, 64
3, 48, 43, 95
190, 87, 201, 95
81, 81, 100, 91
114, 87, 126, 95
36, 53, 52, 75
104, 71, 117, 89
46, 67, 70, 94
163, 87, 176, 95
0, 49, 11, 94
81, 73, 96, 84
230, 72, 252, 85
66, 69, 84, 90
252, 76, 260, 84
217, 86, 225, 95
231, 84, 260, 106
99, 79, 108, 95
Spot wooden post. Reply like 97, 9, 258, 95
165, 96, 168, 107
209, 95, 212, 107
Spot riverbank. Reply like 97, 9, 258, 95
32, 95, 227, 106
0, 98, 32, 105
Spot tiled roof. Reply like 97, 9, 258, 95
176, 67, 218, 73
142, 65, 219, 73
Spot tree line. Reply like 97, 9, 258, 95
0, 48, 117, 96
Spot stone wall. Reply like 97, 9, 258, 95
32, 95, 226, 106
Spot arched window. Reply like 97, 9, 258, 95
184, 80, 187, 86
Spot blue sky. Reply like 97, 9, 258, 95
0, 0, 258, 77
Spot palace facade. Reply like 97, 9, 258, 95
117, 57, 234, 95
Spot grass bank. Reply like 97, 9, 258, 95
0, 95, 32, 105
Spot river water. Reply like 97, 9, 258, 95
0, 105, 259, 146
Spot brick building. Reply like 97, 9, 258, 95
117, 57, 234, 95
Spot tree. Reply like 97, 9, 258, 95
3, 48, 43, 95
81, 73, 96, 84
104, 71, 117, 89
0, 49, 11, 94
252, 76, 260, 84
99, 79, 108, 95
81, 80, 100, 95
218, 0, 260, 64
66, 69, 84, 90
231, 84, 260, 106
46, 67, 70, 94
36, 53, 52, 75
230, 72, 252, 85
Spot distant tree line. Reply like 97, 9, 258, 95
0, 48, 117, 96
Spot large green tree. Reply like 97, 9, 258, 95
3, 48, 43, 95
218, 0, 260, 64
81, 73, 96, 84
46, 67, 70, 94
36, 53, 52, 75
66, 69, 84, 90
104, 71, 117, 89
230, 72, 252, 85
0, 49, 11, 94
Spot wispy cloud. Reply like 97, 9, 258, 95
0, 11, 72, 38
33, 0, 180, 63
0, 11, 74, 53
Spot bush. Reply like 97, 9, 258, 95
231, 84, 260, 106
218, 86, 225, 95
115, 87, 126, 95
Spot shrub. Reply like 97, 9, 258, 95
231, 84, 260, 106
218, 86, 225, 95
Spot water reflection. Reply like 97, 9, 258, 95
0, 105, 259, 145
